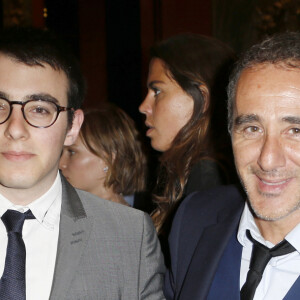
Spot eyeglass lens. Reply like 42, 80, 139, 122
0, 99, 58, 127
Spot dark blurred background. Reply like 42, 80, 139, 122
1, 0, 300, 125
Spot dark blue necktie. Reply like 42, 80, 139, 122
0, 209, 35, 300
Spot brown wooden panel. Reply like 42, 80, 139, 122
160, 0, 212, 38
78, 0, 107, 109
32, 0, 45, 28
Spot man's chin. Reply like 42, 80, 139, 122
0, 175, 35, 190
249, 197, 300, 222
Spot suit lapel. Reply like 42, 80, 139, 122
49, 176, 93, 300
283, 274, 300, 299
206, 231, 242, 300
177, 203, 243, 300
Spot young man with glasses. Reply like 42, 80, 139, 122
0, 27, 165, 300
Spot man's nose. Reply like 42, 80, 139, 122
257, 134, 286, 172
4, 107, 29, 141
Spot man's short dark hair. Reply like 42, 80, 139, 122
227, 32, 300, 132
0, 27, 85, 125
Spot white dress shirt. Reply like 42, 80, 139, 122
0, 172, 62, 300
238, 203, 300, 300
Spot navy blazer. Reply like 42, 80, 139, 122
164, 185, 245, 300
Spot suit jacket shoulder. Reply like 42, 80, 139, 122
77, 188, 146, 226
177, 184, 244, 229
50, 178, 166, 300
165, 185, 245, 299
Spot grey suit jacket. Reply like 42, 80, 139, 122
48, 176, 165, 300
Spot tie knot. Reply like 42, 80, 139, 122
246, 230, 296, 257
1, 209, 34, 233
246, 230, 296, 274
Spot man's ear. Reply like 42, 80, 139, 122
64, 109, 84, 146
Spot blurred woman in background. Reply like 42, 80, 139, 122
60, 104, 152, 211
139, 33, 237, 261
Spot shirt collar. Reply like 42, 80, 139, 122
0, 172, 62, 231
237, 202, 300, 253
285, 223, 300, 253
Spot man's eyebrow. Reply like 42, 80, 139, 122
234, 114, 260, 126
0, 91, 60, 104
27, 93, 59, 104
0, 91, 10, 100
282, 116, 300, 124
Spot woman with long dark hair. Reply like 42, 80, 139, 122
139, 34, 237, 260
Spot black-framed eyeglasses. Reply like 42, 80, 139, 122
0, 98, 74, 128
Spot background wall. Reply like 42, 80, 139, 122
1, 0, 300, 124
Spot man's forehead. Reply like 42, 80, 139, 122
232, 64, 300, 124
0, 54, 69, 106
237, 62, 300, 86
236, 64, 300, 99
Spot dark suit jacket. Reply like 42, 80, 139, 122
48, 176, 166, 300
164, 185, 245, 300
160, 160, 232, 268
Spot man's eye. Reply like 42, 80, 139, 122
288, 127, 300, 135
245, 126, 259, 133
32, 106, 50, 114
242, 126, 262, 138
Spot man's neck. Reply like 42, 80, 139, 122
0, 190, 41, 206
